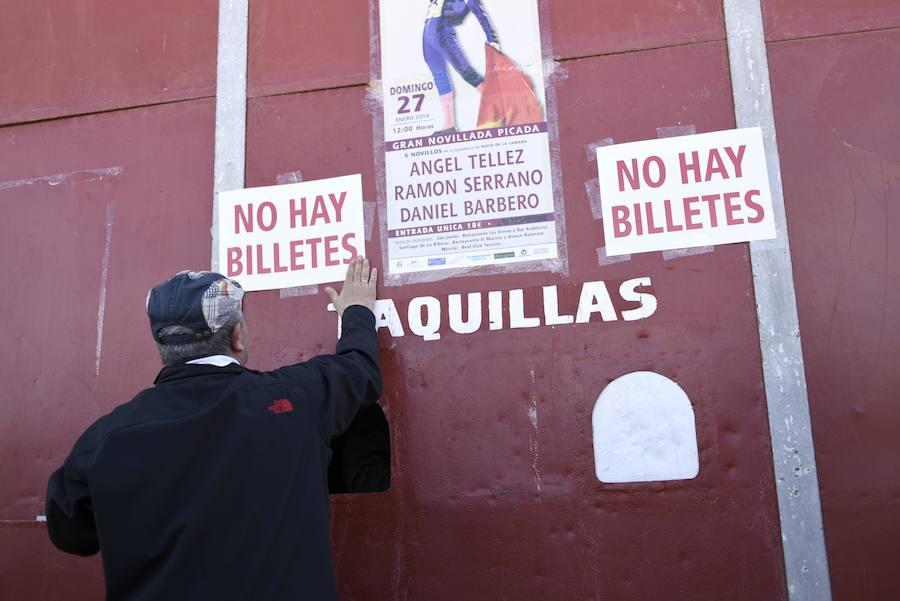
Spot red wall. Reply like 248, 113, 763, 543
1, 1, 897, 600
765, 5, 900, 597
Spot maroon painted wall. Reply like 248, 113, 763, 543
0, 1, 217, 126
246, 38, 785, 601
1, 1, 897, 600
765, 12, 900, 599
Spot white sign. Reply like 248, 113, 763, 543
596, 127, 776, 256
379, 0, 558, 274
216, 174, 365, 291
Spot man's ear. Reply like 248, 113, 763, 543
230, 321, 246, 354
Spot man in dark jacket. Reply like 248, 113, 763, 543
45, 257, 382, 601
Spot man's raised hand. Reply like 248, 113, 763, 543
325, 257, 378, 315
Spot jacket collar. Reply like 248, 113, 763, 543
154, 362, 251, 385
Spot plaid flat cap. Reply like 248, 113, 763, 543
146, 271, 244, 345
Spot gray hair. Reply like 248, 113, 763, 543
156, 312, 244, 366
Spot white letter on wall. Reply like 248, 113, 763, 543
575, 281, 617, 323
542, 285, 574, 326
509, 289, 541, 329
448, 293, 482, 334
488, 291, 504, 330
408, 296, 442, 341
620, 277, 658, 321
375, 299, 405, 337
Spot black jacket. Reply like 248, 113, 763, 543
45, 305, 382, 601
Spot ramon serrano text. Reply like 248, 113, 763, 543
394, 169, 543, 201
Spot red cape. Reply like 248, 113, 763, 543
477, 44, 544, 128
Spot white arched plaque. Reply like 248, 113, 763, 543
592, 371, 699, 483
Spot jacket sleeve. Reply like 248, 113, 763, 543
45, 451, 100, 556
288, 305, 383, 441
328, 404, 391, 493
468, 0, 498, 43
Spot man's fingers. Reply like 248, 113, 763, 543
345, 258, 357, 286
369, 267, 378, 285
354, 256, 363, 283
359, 257, 370, 284
324, 287, 339, 304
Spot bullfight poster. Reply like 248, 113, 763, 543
379, 0, 558, 275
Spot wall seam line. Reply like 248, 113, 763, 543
247, 38, 731, 103
0, 95, 217, 131
558, 37, 726, 63
767, 23, 900, 44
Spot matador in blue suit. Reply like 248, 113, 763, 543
422, 0, 499, 133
